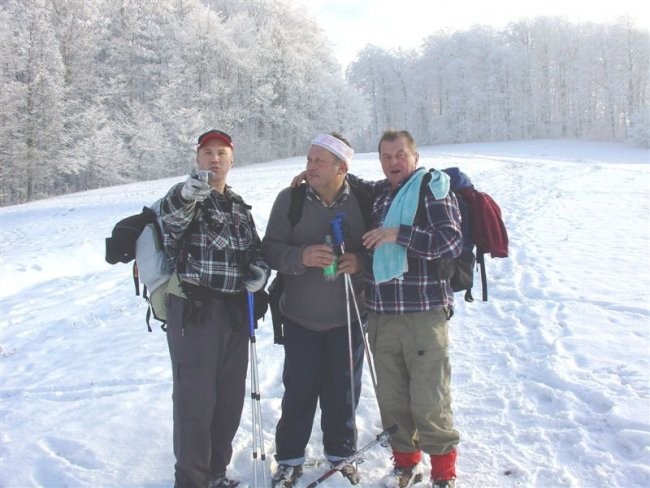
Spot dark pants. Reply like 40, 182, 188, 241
275, 320, 364, 464
166, 293, 249, 488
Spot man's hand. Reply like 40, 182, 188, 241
291, 170, 307, 188
362, 227, 399, 250
181, 173, 212, 202
302, 244, 336, 269
337, 253, 361, 275
244, 263, 268, 292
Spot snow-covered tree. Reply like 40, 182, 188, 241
1, 0, 67, 204
1, 2, 647, 205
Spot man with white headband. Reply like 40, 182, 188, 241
310, 133, 355, 166
262, 133, 372, 487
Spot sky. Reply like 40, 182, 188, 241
294, 0, 650, 68
1, 139, 649, 487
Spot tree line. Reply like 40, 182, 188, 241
347, 16, 649, 150
1, 0, 648, 205
1, 0, 369, 205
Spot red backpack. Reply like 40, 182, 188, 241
457, 188, 508, 258
456, 187, 508, 300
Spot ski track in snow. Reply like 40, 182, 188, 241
0, 140, 648, 487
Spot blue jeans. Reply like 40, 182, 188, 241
275, 320, 364, 464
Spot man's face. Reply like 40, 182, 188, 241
305, 145, 344, 192
379, 136, 419, 189
196, 139, 233, 186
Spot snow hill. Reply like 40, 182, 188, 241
1, 140, 649, 487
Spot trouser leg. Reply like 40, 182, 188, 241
209, 323, 248, 476
320, 323, 364, 460
166, 294, 248, 487
367, 309, 459, 455
274, 321, 322, 464
405, 309, 459, 455
367, 312, 417, 453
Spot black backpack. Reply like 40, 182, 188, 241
106, 199, 269, 331
105, 200, 172, 331
268, 181, 373, 344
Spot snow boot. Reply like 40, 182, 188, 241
380, 464, 424, 488
337, 461, 361, 485
271, 464, 303, 488
208, 473, 241, 488
430, 478, 456, 488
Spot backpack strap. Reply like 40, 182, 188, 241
413, 170, 433, 227
133, 261, 140, 297
465, 288, 475, 302
411, 171, 452, 283
288, 184, 307, 226
268, 185, 308, 344
143, 284, 154, 332
267, 274, 285, 344
347, 179, 374, 228
476, 251, 487, 302
133, 261, 156, 328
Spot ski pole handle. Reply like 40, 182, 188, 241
246, 291, 256, 337
330, 212, 345, 249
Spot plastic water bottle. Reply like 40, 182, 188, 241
323, 234, 338, 281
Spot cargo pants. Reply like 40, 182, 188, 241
367, 308, 459, 455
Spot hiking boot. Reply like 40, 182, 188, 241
208, 473, 240, 488
271, 464, 303, 488
430, 479, 456, 488
337, 462, 361, 485
380, 464, 424, 488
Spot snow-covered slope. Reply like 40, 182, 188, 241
1, 140, 648, 487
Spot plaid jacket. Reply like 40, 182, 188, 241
350, 170, 463, 313
160, 182, 269, 294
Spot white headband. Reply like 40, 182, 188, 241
310, 134, 354, 165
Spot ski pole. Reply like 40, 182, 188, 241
343, 273, 377, 390
331, 213, 357, 443
247, 291, 268, 488
331, 212, 377, 390
342, 262, 357, 441
305, 425, 398, 488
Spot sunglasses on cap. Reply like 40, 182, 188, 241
197, 129, 234, 149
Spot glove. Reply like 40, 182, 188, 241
244, 263, 268, 292
181, 172, 212, 202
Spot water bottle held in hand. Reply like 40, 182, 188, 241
323, 235, 338, 282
